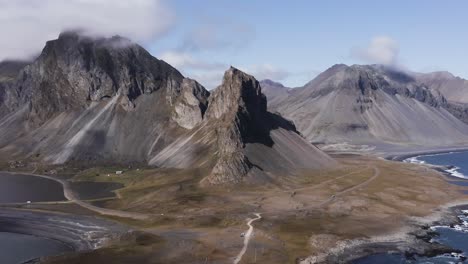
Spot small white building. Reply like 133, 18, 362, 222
115, 171, 124, 175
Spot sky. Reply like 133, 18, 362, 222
1, 0, 467, 89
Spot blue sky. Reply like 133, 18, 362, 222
1, 0, 467, 89
147, 0, 468, 88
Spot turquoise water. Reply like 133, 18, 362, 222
354, 151, 468, 263
0, 232, 72, 264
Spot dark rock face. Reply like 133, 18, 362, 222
11, 31, 189, 124
203, 67, 266, 184
202, 67, 334, 185
206, 67, 269, 141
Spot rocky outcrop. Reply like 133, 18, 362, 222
202, 67, 264, 185
201, 67, 335, 185
172, 78, 210, 129
268, 64, 468, 148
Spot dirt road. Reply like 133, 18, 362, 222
233, 213, 262, 264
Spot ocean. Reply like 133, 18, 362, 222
0, 232, 72, 264
0, 172, 69, 263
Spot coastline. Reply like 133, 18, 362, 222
382, 146, 468, 162
0, 208, 129, 251
301, 199, 468, 264
0, 207, 130, 263
0, 171, 137, 263
301, 148, 468, 264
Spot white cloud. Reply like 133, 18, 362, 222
159, 51, 227, 90
159, 51, 226, 71
0, 0, 174, 61
158, 16, 255, 89
351, 36, 399, 65
240, 64, 290, 81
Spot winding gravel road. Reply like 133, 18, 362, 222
233, 213, 262, 264
319, 166, 380, 207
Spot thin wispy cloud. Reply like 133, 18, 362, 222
159, 50, 227, 89
351, 36, 400, 65
159, 16, 256, 89
160, 51, 226, 71
0, 0, 174, 61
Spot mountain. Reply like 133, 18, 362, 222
0, 32, 335, 185
259, 79, 292, 107
0, 31, 210, 165
200, 67, 335, 185
415, 71, 468, 104
267, 64, 468, 148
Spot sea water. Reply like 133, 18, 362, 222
0, 172, 69, 263
0, 232, 72, 264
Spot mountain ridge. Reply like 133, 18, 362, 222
0, 32, 335, 185
264, 64, 468, 148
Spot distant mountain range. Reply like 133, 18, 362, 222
0, 31, 335, 185
262, 64, 468, 149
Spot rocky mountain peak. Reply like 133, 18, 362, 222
202, 67, 304, 185
206, 66, 267, 121
11, 31, 193, 123
201, 67, 267, 185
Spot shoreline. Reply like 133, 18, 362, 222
301, 148, 468, 264
382, 146, 468, 162
353, 149, 468, 262
0, 208, 129, 251
0, 171, 136, 263
0, 207, 131, 263
301, 200, 468, 264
